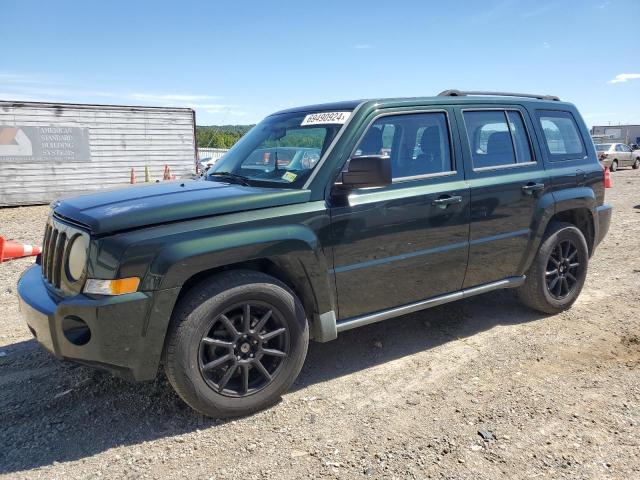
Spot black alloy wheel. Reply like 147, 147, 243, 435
164, 270, 309, 418
517, 221, 589, 314
199, 302, 289, 397
545, 239, 580, 299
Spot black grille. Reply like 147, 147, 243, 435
41, 222, 69, 288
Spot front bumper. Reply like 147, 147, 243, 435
17, 264, 180, 381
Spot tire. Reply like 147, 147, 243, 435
610, 159, 618, 172
633, 158, 640, 169
517, 221, 589, 315
164, 270, 309, 418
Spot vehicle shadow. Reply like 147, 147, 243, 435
0, 289, 544, 474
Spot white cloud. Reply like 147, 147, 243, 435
543, 42, 551, 49
127, 93, 221, 102
598, 1, 611, 8
351, 44, 372, 50
0, 71, 255, 123
521, 4, 556, 18
607, 73, 640, 84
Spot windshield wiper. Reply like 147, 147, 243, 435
208, 171, 251, 186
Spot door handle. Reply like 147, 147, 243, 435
521, 182, 545, 195
431, 195, 463, 208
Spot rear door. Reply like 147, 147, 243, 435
455, 106, 548, 288
620, 144, 633, 166
330, 108, 470, 320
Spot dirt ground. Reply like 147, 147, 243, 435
1, 169, 638, 480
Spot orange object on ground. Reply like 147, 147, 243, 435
604, 166, 612, 188
0, 236, 42, 262
130, 167, 136, 184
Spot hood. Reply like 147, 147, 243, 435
54, 180, 311, 234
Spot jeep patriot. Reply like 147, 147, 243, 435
18, 90, 612, 417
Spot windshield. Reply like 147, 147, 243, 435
205, 110, 351, 188
595, 144, 612, 151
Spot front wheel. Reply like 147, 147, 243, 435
610, 159, 618, 172
164, 270, 309, 418
517, 222, 589, 314
633, 158, 640, 169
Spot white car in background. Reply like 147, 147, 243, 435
595, 143, 640, 171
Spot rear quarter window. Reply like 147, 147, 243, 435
536, 110, 586, 161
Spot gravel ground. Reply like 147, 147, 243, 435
0, 170, 639, 480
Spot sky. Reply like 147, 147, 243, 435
1, 0, 639, 127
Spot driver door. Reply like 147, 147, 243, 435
330, 108, 470, 320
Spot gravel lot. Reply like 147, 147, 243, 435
1, 169, 639, 480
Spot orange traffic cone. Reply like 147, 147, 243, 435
604, 166, 612, 188
130, 167, 136, 184
0, 236, 42, 262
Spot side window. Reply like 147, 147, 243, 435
537, 110, 585, 160
354, 112, 453, 179
507, 111, 533, 164
462, 110, 534, 168
615, 144, 623, 152
622, 145, 631, 152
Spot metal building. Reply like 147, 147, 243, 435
0, 100, 196, 206
197, 147, 229, 163
590, 124, 640, 145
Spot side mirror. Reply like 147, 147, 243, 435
339, 155, 392, 189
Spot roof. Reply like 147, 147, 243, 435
592, 124, 640, 128
271, 94, 571, 116
0, 99, 195, 113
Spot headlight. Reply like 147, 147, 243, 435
66, 235, 87, 282
84, 277, 140, 296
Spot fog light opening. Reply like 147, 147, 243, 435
62, 316, 91, 346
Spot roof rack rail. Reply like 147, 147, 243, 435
437, 89, 560, 101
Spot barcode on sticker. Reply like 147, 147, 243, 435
301, 112, 351, 126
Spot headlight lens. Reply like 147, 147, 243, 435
84, 277, 140, 296
66, 235, 87, 281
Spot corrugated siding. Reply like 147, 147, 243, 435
0, 101, 196, 206
197, 147, 229, 162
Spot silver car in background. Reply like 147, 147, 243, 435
595, 143, 640, 171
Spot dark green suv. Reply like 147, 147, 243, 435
18, 90, 612, 417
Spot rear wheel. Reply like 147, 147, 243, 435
633, 158, 639, 169
517, 222, 589, 314
164, 270, 309, 417
610, 159, 618, 172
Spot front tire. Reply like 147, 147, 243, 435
610, 159, 618, 172
517, 222, 589, 315
164, 270, 309, 418
633, 158, 639, 169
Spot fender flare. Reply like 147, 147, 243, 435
519, 187, 596, 274
145, 224, 336, 336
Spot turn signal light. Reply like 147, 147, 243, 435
84, 277, 140, 296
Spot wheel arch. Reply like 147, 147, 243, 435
549, 207, 595, 255
173, 257, 323, 334
150, 224, 337, 343
520, 188, 597, 273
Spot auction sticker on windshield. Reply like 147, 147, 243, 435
301, 112, 351, 126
